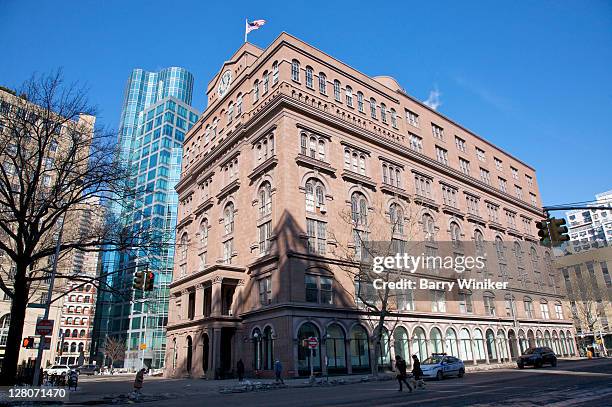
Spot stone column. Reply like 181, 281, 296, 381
211, 327, 222, 379
406, 339, 413, 368
206, 327, 214, 379
470, 339, 478, 366
211, 276, 222, 317
195, 284, 204, 318
345, 338, 353, 374
292, 338, 300, 378
321, 337, 329, 377
181, 290, 189, 321
193, 330, 204, 378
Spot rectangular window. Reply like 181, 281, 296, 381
414, 174, 432, 198
334, 81, 341, 101
459, 158, 470, 175
306, 218, 326, 255
484, 296, 496, 316
320, 277, 333, 304
480, 168, 491, 185
494, 157, 503, 171
466, 195, 480, 216
524, 300, 534, 318
406, 109, 419, 127
223, 239, 233, 264
431, 124, 444, 140
455, 136, 466, 152
305, 275, 318, 303
515, 185, 523, 200
530, 193, 537, 206
442, 185, 458, 207
188, 292, 195, 320
258, 221, 272, 254
555, 303, 564, 319
498, 177, 507, 192
357, 93, 364, 112
431, 290, 446, 312
476, 147, 486, 162
540, 303, 550, 319
435, 146, 448, 165
487, 202, 499, 223
409, 134, 423, 153
511, 167, 519, 179
459, 292, 473, 313
525, 175, 533, 187
370, 99, 377, 118
601, 262, 611, 288
259, 277, 272, 305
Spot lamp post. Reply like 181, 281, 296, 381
253, 332, 260, 374
324, 333, 331, 382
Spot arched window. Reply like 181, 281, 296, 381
0, 314, 10, 347
262, 71, 269, 93
200, 219, 208, 247
345, 86, 353, 107
394, 327, 409, 362
253, 80, 259, 102
70, 343, 77, 353
272, 61, 279, 84
298, 323, 322, 374
318, 73, 327, 94
180, 233, 188, 261
484, 291, 496, 316
224, 203, 235, 234
351, 192, 368, 226
258, 182, 272, 217
497, 330, 509, 359
380, 103, 387, 123
389, 203, 404, 234
474, 229, 484, 254
486, 329, 497, 360
459, 328, 473, 361
333, 80, 341, 101
79, 329, 86, 338
357, 91, 364, 112
305, 178, 325, 213
514, 242, 523, 266
326, 324, 347, 372
523, 296, 534, 318
78, 342, 85, 352
473, 329, 486, 360
71, 329, 78, 338
378, 328, 392, 368
423, 214, 435, 241
305, 66, 313, 88
291, 59, 300, 82
369, 98, 377, 118
540, 299, 550, 319
66, 317, 73, 325
445, 328, 459, 357
309, 136, 317, 158
430, 327, 443, 354
412, 327, 427, 362
450, 222, 461, 246
263, 326, 274, 370
530, 246, 538, 270
495, 236, 505, 260
350, 325, 370, 371
390, 108, 397, 128
236, 94, 243, 115
227, 102, 234, 123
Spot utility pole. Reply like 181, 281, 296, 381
32, 212, 66, 386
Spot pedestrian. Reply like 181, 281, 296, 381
237, 359, 245, 382
411, 354, 423, 381
273, 359, 284, 384
133, 368, 146, 398
395, 355, 412, 392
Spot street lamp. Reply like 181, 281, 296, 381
324, 333, 331, 382
253, 332, 260, 372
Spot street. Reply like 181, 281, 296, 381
70, 359, 612, 406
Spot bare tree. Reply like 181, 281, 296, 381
330, 194, 422, 376
103, 336, 126, 372
0, 71, 139, 384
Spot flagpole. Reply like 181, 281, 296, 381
244, 18, 248, 43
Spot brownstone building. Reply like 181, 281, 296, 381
165, 33, 576, 379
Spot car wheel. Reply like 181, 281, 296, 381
458, 368, 465, 378
551, 359, 557, 367
534, 360, 542, 368
436, 370, 444, 381
517, 362, 524, 369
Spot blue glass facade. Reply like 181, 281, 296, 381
92, 68, 197, 370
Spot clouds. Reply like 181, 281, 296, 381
423, 87, 442, 110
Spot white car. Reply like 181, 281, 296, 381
44, 365, 72, 376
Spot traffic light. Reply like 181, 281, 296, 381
549, 218, 570, 244
22, 336, 35, 348
133, 271, 144, 290
144, 271, 155, 291
535, 219, 550, 244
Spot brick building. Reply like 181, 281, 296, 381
165, 33, 576, 379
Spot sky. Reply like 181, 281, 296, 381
1, 0, 611, 209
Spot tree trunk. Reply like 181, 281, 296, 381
0, 265, 29, 385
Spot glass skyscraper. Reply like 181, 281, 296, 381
92, 67, 198, 370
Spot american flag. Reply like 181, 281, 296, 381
246, 19, 266, 34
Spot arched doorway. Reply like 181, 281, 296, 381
298, 323, 321, 376
544, 331, 552, 348
552, 331, 561, 355
473, 329, 486, 361
326, 324, 347, 374
186, 336, 193, 374
445, 328, 459, 357
507, 329, 518, 359
430, 327, 443, 354
202, 333, 209, 373
497, 330, 508, 361
459, 328, 473, 363
263, 326, 274, 370
536, 330, 544, 347
518, 330, 528, 354
559, 331, 568, 356
485, 329, 497, 361
350, 325, 370, 372
377, 328, 391, 371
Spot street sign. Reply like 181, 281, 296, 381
35, 319, 54, 336
139, 343, 147, 350
307, 336, 318, 349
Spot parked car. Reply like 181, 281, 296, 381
77, 364, 100, 375
420, 353, 465, 380
517, 347, 557, 369
44, 365, 71, 376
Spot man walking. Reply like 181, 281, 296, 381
133, 368, 146, 399
395, 355, 412, 392
274, 359, 284, 384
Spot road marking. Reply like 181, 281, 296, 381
495, 368, 612, 377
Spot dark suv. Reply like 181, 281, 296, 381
517, 347, 557, 369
